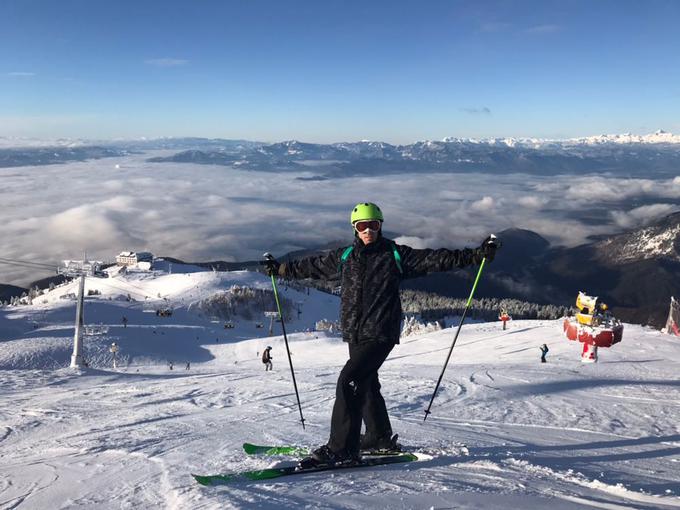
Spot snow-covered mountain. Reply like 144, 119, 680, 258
440, 129, 680, 148
1, 261, 679, 509
146, 130, 680, 177
567, 129, 680, 146
595, 211, 680, 265
5, 130, 679, 175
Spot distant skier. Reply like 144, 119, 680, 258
263, 202, 498, 467
168, 361, 174, 370
540, 343, 549, 363
122, 316, 128, 328
185, 361, 190, 370
262, 346, 273, 371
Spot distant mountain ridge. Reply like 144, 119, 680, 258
3, 130, 679, 151
147, 131, 680, 177
0, 146, 129, 168
4, 132, 680, 176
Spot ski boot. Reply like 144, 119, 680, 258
360, 434, 402, 455
297, 445, 360, 470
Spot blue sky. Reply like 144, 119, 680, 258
1, 0, 679, 143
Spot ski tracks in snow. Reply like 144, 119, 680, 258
2, 320, 680, 509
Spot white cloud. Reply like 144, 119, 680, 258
460, 107, 491, 115
470, 196, 495, 212
560, 176, 680, 203
7, 72, 35, 77
144, 58, 188, 67
103, 180, 125, 191
0, 154, 678, 286
517, 196, 548, 209
438, 190, 467, 201
46, 205, 130, 248
610, 204, 680, 229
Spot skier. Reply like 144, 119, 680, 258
122, 316, 128, 328
540, 343, 549, 363
263, 202, 497, 467
262, 346, 273, 371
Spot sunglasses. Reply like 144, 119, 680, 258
354, 220, 382, 233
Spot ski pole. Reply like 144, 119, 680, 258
263, 253, 306, 430
423, 249, 491, 421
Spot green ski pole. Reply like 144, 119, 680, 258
263, 253, 306, 430
424, 235, 497, 421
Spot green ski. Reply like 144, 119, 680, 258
193, 452, 422, 485
242, 439, 404, 457
243, 442, 309, 456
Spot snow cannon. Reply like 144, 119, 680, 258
563, 291, 623, 362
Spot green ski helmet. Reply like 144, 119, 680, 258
350, 202, 384, 224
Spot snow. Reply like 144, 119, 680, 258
599, 223, 680, 263
567, 130, 680, 146
1, 265, 680, 509
438, 131, 680, 148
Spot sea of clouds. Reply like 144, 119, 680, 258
2, 151, 679, 286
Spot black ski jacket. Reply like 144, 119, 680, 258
281, 236, 483, 345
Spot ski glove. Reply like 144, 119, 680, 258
478, 235, 499, 263
262, 257, 281, 277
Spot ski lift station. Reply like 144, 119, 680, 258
59, 260, 105, 278
116, 251, 154, 267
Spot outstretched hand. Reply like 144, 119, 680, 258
478, 234, 500, 262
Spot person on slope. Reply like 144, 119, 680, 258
262, 346, 273, 371
540, 343, 549, 363
263, 202, 498, 467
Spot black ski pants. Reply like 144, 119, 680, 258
327, 340, 394, 455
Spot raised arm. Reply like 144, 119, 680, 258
398, 244, 482, 279
281, 248, 344, 282
398, 235, 497, 279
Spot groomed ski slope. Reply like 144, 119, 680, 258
1, 266, 679, 509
